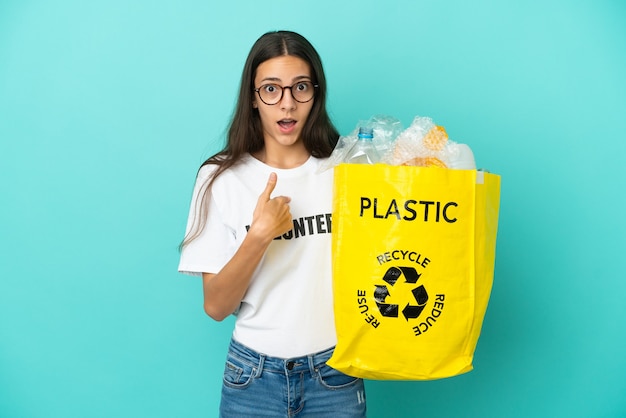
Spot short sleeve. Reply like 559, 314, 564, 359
178, 166, 236, 276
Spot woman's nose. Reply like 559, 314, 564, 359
279, 87, 296, 110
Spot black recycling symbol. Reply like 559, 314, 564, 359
374, 266, 428, 321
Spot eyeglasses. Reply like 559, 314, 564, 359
254, 81, 318, 105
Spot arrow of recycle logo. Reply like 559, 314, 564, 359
374, 266, 428, 321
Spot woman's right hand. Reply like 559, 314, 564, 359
249, 172, 293, 242
201, 173, 293, 321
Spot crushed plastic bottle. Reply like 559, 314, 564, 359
344, 127, 381, 164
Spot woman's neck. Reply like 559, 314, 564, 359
252, 146, 310, 169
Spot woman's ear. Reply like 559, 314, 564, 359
252, 101, 258, 109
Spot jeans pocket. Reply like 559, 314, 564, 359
315, 363, 360, 389
222, 355, 257, 389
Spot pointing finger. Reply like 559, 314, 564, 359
259, 172, 278, 202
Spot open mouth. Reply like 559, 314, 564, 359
277, 119, 297, 133
278, 119, 296, 128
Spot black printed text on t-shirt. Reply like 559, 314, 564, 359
245, 213, 332, 240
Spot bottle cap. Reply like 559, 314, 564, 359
358, 127, 374, 139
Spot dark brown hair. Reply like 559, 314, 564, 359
181, 31, 339, 248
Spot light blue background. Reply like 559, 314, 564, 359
1, 1, 625, 417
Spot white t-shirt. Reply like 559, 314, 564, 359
178, 154, 336, 358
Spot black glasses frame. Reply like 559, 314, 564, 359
254, 82, 319, 105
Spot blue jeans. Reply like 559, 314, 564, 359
219, 339, 366, 417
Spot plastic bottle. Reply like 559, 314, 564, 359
344, 127, 381, 164
447, 143, 477, 169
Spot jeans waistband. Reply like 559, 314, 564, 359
227, 338, 335, 375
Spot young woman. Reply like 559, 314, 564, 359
178, 31, 367, 417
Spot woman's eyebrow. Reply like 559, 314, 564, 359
259, 76, 282, 83
258, 75, 312, 84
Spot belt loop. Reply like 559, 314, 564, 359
308, 353, 318, 375
256, 354, 265, 378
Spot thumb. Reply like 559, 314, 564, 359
259, 172, 278, 202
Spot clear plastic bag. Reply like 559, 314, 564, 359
319, 114, 476, 172
382, 116, 475, 169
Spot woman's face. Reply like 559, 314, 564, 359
253, 55, 314, 153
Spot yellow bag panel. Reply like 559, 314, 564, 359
329, 164, 500, 380
464, 171, 501, 355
